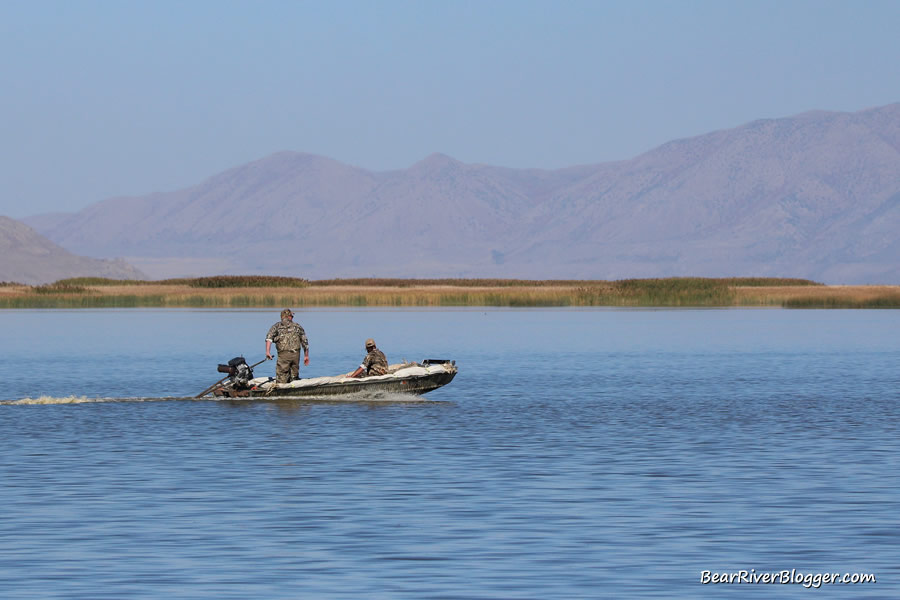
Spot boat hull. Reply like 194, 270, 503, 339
213, 365, 457, 399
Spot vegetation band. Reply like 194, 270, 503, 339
2, 277, 898, 309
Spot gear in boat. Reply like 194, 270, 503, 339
211, 357, 458, 398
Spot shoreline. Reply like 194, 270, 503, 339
2, 278, 899, 308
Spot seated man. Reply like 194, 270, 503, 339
349, 338, 388, 378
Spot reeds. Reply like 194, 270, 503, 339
309, 278, 595, 288
783, 294, 900, 309
57, 275, 309, 288
1, 277, 896, 309
734, 284, 900, 308
32, 283, 88, 294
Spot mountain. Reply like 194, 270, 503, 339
509, 105, 900, 282
24, 103, 900, 283
0, 216, 146, 285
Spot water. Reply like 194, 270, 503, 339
1, 308, 898, 598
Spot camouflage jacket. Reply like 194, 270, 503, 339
361, 348, 388, 376
266, 319, 309, 353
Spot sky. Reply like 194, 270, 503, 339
1, 0, 898, 218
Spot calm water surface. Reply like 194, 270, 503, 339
1, 308, 898, 599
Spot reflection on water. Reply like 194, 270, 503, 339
1, 308, 898, 599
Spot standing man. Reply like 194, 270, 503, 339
265, 308, 309, 383
349, 338, 388, 378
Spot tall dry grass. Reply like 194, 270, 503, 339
1, 277, 897, 308
735, 285, 900, 308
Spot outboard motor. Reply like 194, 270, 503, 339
217, 356, 254, 389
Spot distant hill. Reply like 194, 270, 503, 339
0, 216, 145, 285
24, 103, 900, 283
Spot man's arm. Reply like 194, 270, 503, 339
298, 326, 310, 365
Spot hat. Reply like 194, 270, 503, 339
365, 338, 376, 348
281, 308, 294, 318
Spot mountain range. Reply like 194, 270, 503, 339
0, 216, 145, 284
15, 102, 900, 284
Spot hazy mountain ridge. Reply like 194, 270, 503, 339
0, 216, 146, 285
24, 103, 900, 283
505, 105, 900, 281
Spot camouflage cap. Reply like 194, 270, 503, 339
365, 338, 376, 348
281, 308, 294, 319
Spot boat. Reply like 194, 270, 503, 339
209, 358, 458, 399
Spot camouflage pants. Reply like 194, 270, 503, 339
276, 350, 300, 383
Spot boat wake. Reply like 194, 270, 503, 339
1, 395, 190, 405
2, 392, 445, 405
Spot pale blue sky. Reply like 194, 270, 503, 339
1, 0, 898, 218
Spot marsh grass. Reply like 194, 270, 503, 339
724, 277, 821, 287
612, 278, 734, 305
309, 278, 594, 288
33, 283, 88, 294
58, 275, 309, 288
784, 295, 900, 309
0, 277, 895, 309
735, 285, 900, 308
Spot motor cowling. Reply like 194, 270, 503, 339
216, 356, 254, 389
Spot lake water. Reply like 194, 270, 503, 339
1, 308, 898, 599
